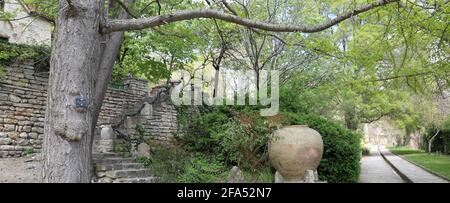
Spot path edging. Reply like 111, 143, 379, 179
391, 152, 450, 182
378, 148, 413, 183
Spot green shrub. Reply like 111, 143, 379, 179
177, 154, 228, 183
0, 41, 50, 70
361, 147, 371, 156
283, 112, 362, 183
219, 120, 271, 170
139, 144, 191, 183
177, 106, 273, 171
176, 106, 231, 153
138, 143, 228, 183
242, 167, 274, 183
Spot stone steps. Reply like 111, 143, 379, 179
96, 163, 145, 171
113, 177, 158, 183
92, 153, 121, 159
106, 169, 154, 179
94, 157, 136, 165
92, 153, 157, 183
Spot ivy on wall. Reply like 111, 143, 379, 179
0, 41, 51, 73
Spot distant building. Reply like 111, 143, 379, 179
436, 90, 450, 116
0, 0, 52, 45
362, 120, 405, 147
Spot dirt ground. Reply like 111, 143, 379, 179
0, 156, 42, 183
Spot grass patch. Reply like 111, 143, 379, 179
388, 147, 450, 180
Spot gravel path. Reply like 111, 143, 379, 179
0, 156, 42, 183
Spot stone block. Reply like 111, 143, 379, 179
136, 143, 150, 157
19, 132, 28, 139
13, 90, 25, 95
275, 171, 283, 183
228, 166, 245, 183
9, 95, 21, 103
0, 145, 15, 151
31, 127, 44, 134
100, 125, 114, 140
0, 138, 12, 145
8, 132, 19, 140
17, 139, 30, 146
23, 126, 32, 132
0, 93, 8, 101
28, 133, 38, 139
3, 124, 15, 132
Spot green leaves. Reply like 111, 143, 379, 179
115, 20, 207, 82
21, 0, 57, 20
0, 41, 51, 70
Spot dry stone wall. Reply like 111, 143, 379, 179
0, 63, 178, 157
125, 86, 178, 143
0, 62, 47, 157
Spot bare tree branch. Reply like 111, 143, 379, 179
103, 0, 399, 33
221, 0, 239, 16
116, 0, 138, 18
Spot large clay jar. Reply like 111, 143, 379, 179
269, 125, 323, 182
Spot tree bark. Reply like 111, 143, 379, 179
213, 68, 220, 98
43, 0, 103, 183
345, 108, 359, 131
91, 0, 134, 144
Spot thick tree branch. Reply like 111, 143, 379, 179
103, 0, 398, 33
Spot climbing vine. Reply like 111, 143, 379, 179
0, 41, 51, 72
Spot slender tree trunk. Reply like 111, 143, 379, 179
213, 67, 220, 97
345, 108, 358, 131
43, 0, 103, 183
255, 70, 260, 91
444, 135, 448, 154
428, 129, 440, 155
91, 0, 134, 149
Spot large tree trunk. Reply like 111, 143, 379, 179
43, 0, 103, 183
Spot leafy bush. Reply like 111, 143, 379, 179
140, 143, 274, 183
283, 112, 362, 183
176, 106, 231, 153
177, 154, 228, 183
138, 144, 191, 182
177, 105, 273, 171
242, 167, 274, 183
220, 120, 271, 170
361, 147, 371, 156
0, 41, 50, 70
138, 143, 228, 183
